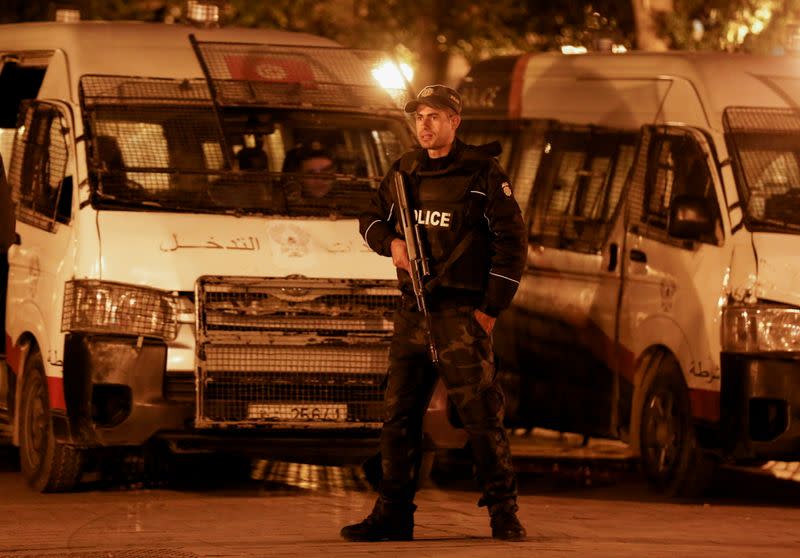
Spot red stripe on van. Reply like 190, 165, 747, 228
578, 317, 719, 421
688, 388, 720, 422
47, 376, 66, 411
5, 334, 20, 375
578, 320, 636, 384
508, 53, 532, 119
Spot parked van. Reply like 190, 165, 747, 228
458, 51, 800, 495
0, 20, 465, 492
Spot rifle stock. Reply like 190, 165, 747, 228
393, 171, 439, 365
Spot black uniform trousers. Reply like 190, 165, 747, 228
379, 304, 518, 510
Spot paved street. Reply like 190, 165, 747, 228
0, 436, 799, 557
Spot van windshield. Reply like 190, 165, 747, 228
724, 107, 800, 233
84, 105, 409, 218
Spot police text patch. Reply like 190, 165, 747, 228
414, 208, 452, 228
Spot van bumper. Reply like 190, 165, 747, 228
53, 334, 384, 461
156, 429, 379, 464
55, 333, 187, 447
720, 353, 800, 460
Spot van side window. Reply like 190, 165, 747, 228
0, 60, 47, 128
459, 119, 549, 220
8, 103, 70, 231
0, 57, 49, 171
512, 120, 549, 220
528, 126, 636, 253
635, 130, 721, 244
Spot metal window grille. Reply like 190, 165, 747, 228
194, 276, 398, 428
458, 118, 551, 219
628, 127, 719, 245
8, 104, 69, 232
515, 120, 550, 219
61, 280, 177, 340
626, 129, 656, 238
606, 144, 636, 223
530, 126, 636, 253
724, 107, 800, 225
80, 76, 212, 108
724, 106, 800, 133
79, 74, 403, 218
628, 129, 685, 244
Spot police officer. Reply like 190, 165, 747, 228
341, 85, 527, 542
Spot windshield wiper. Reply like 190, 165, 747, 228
140, 200, 165, 208
93, 191, 229, 215
93, 191, 164, 209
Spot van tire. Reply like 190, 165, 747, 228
19, 349, 84, 492
639, 357, 714, 497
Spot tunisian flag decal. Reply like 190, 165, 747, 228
223, 54, 317, 87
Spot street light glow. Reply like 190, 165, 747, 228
372, 61, 414, 90
54, 9, 81, 23
186, 0, 219, 24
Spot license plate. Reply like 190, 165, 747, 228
247, 403, 347, 421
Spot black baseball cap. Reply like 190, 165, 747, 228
404, 84, 463, 115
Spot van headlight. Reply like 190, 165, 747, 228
62, 280, 178, 340
722, 304, 800, 353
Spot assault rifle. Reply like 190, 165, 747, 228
393, 170, 439, 365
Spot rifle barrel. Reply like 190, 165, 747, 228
393, 170, 439, 366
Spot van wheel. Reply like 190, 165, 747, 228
639, 358, 714, 497
19, 349, 84, 492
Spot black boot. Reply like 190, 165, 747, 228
489, 501, 527, 541
340, 499, 415, 542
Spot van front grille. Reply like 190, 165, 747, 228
195, 276, 397, 428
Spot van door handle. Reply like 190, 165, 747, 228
630, 249, 647, 263
13, 233, 20, 245
607, 242, 618, 272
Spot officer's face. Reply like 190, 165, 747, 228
414, 105, 460, 153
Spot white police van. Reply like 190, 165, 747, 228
458, 51, 800, 495
0, 17, 467, 492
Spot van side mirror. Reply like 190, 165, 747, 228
668, 195, 715, 240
